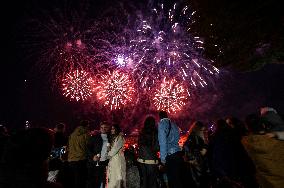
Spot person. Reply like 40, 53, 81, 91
260, 107, 284, 140
67, 120, 90, 188
138, 116, 160, 188
242, 113, 284, 188
0, 124, 9, 159
125, 145, 140, 188
183, 121, 209, 188
107, 124, 126, 188
0, 128, 62, 188
87, 121, 111, 188
157, 111, 186, 188
226, 117, 247, 140
53, 123, 68, 149
208, 119, 258, 188
49, 123, 68, 174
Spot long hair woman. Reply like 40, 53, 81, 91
107, 124, 126, 188
138, 116, 160, 188
183, 121, 209, 188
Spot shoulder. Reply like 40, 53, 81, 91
160, 118, 170, 123
90, 134, 102, 142
118, 133, 125, 139
159, 118, 170, 127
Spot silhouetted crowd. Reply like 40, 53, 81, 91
0, 106, 284, 188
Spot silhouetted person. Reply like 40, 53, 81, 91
48, 123, 68, 184
86, 121, 111, 188
243, 113, 284, 188
107, 124, 126, 188
209, 119, 257, 188
0, 128, 62, 188
138, 116, 159, 188
183, 121, 210, 188
54, 123, 68, 149
0, 124, 9, 159
67, 120, 90, 188
158, 111, 186, 188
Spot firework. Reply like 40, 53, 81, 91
62, 69, 94, 101
153, 78, 187, 114
129, 3, 219, 91
20, 4, 95, 85
95, 71, 135, 110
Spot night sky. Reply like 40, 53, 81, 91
1, 0, 283, 132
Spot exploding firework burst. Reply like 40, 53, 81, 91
62, 69, 94, 101
20, 3, 95, 85
90, 17, 135, 73
129, 3, 219, 91
152, 78, 187, 114
95, 71, 135, 110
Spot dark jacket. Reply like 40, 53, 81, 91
54, 132, 68, 148
87, 133, 110, 164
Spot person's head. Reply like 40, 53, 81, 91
3, 128, 54, 165
159, 111, 168, 120
143, 116, 156, 130
215, 119, 231, 133
189, 121, 206, 135
226, 117, 247, 136
259, 107, 284, 132
245, 114, 264, 134
54, 123, 65, 133
100, 121, 110, 134
80, 120, 89, 128
0, 124, 9, 136
111, 124, 121, 136
260, 107, 277, 116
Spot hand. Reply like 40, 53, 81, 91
107, 143, 111, 151
93, 154, 100, 161
189, 159, 198, 166
266, 132, 276, 138
200, 148, 207, 156
158, 164, 166, 172
107, 146, 111, 152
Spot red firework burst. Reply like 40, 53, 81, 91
62, 69, 94, 101
95, 71, 135, 110
153, 78, 188, 113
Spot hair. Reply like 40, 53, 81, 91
139, 116, 157, 147
110, 124, 122, 144
100, 121, 110, 127
55, 123, 65, 132
212, 119, 236, 142
0, 125, 8, 136
159, 111, 168, 119
215, 119, 230, 132
245, 114, 265, 133
80, 120, 89, 127
226, 117, 247, 137
112, 123, 121, 135
188, 121, 205, 135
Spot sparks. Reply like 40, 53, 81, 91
62, 69, 94, 101
129, 3, 219, 91
95, 71, 135, 110
153, 78, 187, 114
